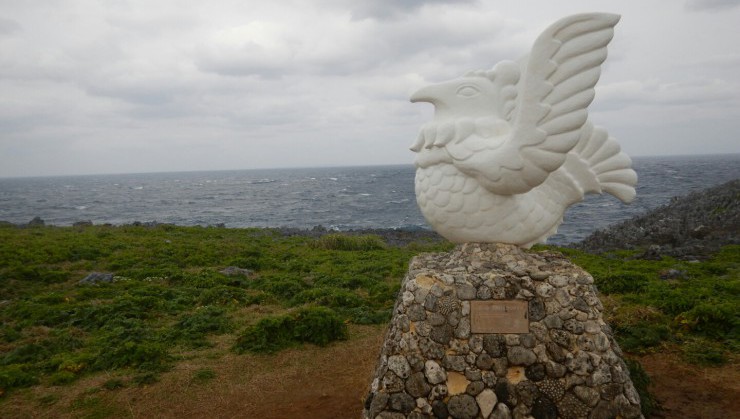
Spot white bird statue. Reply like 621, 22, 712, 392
410, 13, 637, 247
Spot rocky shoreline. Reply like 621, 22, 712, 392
3, 218, 447, 248
572, 179, 739, 259
6, 178, 737, 254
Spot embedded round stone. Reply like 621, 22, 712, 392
477, 286, 492, 299
476, 353, 494, 370
573, 385, 600, 407
455, 317, 471, 339
443, 355, 467, 372
416, 321, 432, 337
456, 284, 477, 300
388, 392, 415, 414
425, 360, 447, 385
559, 393, 591, 419
600, 383, 624, 401
507, 346, 537, 366
432, 400, 448, 419
532, 396, 558, 419
382, 371, 404, 393
407, 354, 425, 372
430, 384, 448, 400
476, 388, 498, 418
419, 338, 445, 359
483, 335, 507, 357
525, 363, 546, 381
430, 324, 453, 344
530, 270, 550, 281
388, 355, 411, 379
447, 394, 479, 419
573, 297, 590, 312
543, 314, 564, 329
494, 380, 514, 407
529, 298, 547, 322
368, 392, 389, 418
545, 343, 566, 363
551, 329, 572, 349
406, 372, 432, 398
466, 380, 484, 396
428, 312, 447, 326
377, 411, 406, 419
437, 295, 460, 314
407, 303, 427, 321
490, 402, 512, 419
536, 378, 565, 401
564, 319, 585, 334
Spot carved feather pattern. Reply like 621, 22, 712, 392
410, 14, 636, 247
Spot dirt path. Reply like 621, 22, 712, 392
2, 326, 737, 418
639, 352, 740, 419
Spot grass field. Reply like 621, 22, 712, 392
0, 224, 737, 417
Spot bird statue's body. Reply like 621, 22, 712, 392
410, 13, 637, 247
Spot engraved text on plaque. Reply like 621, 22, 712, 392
470, 300, 529, 334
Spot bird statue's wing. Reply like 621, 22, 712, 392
450, 13, 620, 195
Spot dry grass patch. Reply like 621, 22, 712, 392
0, 324, 386, 419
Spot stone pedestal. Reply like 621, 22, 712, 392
363, 243, 643, 419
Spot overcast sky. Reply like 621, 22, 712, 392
1, 0, 739, 177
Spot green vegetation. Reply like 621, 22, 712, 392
233, 306, 348, 353
191, 368, 216, 383
624, 358, 659, 416
1, 222, 736, 416
550, 245, 739, 364
313, 234, 387, 251
0, 224, 451, 396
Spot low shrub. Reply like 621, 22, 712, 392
0, 364, 38, 392
676, 302, 738, 340
233, 306, 348, 353
340, 306, 392, 325
192, 368, 216, 383
170, 270, 226, 289
233, 313, 294, 354
131, 371, 158, 386
292, 306, 349, 346
614, 322, 671, 353
169, 306, 233, 348
252, 274, 308, 300
681, 338, 728, 366
624, 358, 659, 417
102, 378, 126, 390
594, 272, 650, 294
313, 234, 386, 251
289, 287, 365, 308
89, 320, 170, 373
49, 370, 77, 385
198, 286, 251, 306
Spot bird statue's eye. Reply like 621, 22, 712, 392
456, 85, 480, 98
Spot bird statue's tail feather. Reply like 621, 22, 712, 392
571, 122, 637, 203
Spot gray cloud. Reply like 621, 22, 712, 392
0, 0, 739, 177
685, 0, 740, 11
320, 0, 479, 20
0, 17, 21, 35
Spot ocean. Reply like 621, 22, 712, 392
0, 154, 738, 245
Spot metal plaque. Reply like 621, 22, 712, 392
470, 300, 529, 334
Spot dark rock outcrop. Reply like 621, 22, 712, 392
574, 179, 739, 259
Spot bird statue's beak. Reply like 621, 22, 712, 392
410, 85, 436, 103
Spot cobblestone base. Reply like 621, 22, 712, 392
363, 243, 643, 419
